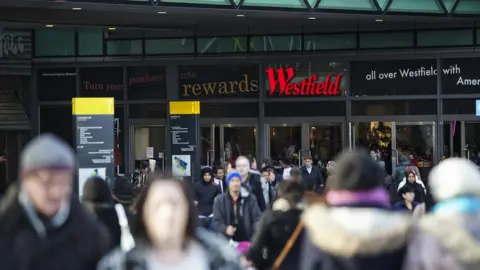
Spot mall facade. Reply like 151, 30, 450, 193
0, 0, 479, 184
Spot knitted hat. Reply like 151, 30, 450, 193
20, 133, 76, 177
226, 171, 241, 186
329, 150, 384, 191
429, 158, 480, 201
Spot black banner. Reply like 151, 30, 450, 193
179, 65, 259, 99
350, 59, 437, 96
75, 114, 114, 197
441, 58, 480, 94
80, 67, 123, 100
38, 68, 77, 101
127, 66, 166, 99
170, 114, 199, 183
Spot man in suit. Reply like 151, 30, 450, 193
300, 156, 324, 193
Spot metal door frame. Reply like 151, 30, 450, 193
200, 118, 258, 165
394, 121, 437, 174
460, 121, 480, 159
349, 118, 436, 174
306, 121, 346, 162
128, 119, 167, 175
265, 117, 344, 166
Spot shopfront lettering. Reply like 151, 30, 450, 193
128, 73, 164, 86
266, 67, 341, 96
440, 63, 480, 86
83, 81, 123, 91
365, 66, 438, 81
181, 73, 259, 97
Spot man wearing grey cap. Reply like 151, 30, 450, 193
0, 133, 110, 270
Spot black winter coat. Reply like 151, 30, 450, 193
245, 198, 304, 270
0, 184, 110, 270
245, 173, 267, 211
194, 180, 222, 216
300, 166, 324, 192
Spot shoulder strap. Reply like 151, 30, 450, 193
272, 221, 303, 270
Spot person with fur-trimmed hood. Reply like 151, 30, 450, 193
403, 158, 480, 270
300, 150, 412, 270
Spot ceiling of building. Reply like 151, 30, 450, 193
19, 0, 480, 16
0, 0, 477, 32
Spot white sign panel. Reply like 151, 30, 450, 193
172, 155, 191, 177
78, 167, 106, 198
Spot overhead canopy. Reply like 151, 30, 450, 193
115, 0, 480, 15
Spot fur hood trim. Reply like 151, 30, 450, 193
272, 198, 305, 212
303, 204, 411, 258
420, 213, 480, 266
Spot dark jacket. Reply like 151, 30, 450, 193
245, 198, 304, 270
300, 204, 412, 270
0, 184, 110, 270
194, 179, 222, 216
300, 166, 324, 192
83, 176, 124, 250
394, 156, 421, 186
397, 176, 427, 204
97, 228, 243, 270
245, 173, 267, 211
212, 188, 262, 239
392, 201, 419, 212
111, 176, 136, 210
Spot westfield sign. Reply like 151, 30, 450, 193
266, 67, 342, 96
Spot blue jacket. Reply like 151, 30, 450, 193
392, 201, 419, 212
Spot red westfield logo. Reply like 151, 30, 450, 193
266, 67, 342, 96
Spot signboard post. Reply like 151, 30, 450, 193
169, 101, 200, 183
72, 98, 114, 198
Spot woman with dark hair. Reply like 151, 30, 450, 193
243, 181, 305, 270
111, 176, 136, 210
97, 173, 242, 270
82, 176, 122, 251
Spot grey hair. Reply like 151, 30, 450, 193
235, 156, 250, 165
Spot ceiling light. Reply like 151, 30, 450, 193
72, 7, 82, 10
45, 24, 54, 28
236, 14, 245, 17
108, 27, 116, 31
157, 11, 166, 14
308, 17, 316, 20
375, 19, 383, 22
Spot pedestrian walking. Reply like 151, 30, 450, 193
98, 173, 242, 270
244, 180, 305, 270
0, 134, 110, 270
403, 158, 480, 270
300, 150, 412, 270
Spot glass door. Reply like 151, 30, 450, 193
223, 124, 257, 166
200, 125, 220, 167
462, 122, 480, 162
395, 122, 435, 181
351, 121, 435, 178
268, 124, 302, 167
308, 124, 344, 166
130, 125, 167, 175
351, 122, 393, 174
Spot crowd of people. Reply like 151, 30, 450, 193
1, 133, 480, 270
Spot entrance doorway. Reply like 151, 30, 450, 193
444, 121, 480, 162
199, 123, 258, 167
352, 121, 435, 179
129, 124, 167, 175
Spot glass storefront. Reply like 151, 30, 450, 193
35, 57, 480, 177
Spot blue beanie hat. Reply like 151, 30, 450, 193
226, 171, 242, 186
